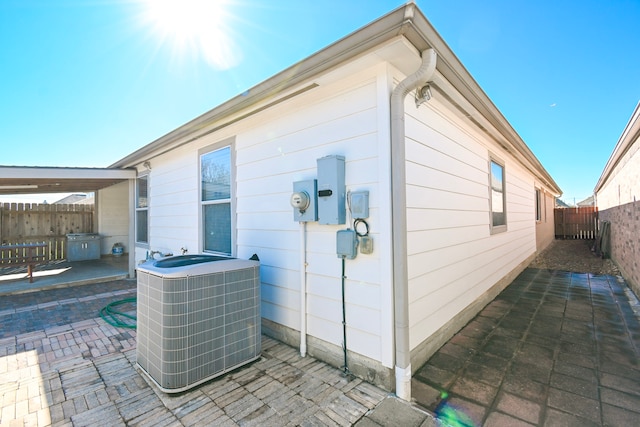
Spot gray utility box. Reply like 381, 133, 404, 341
317, 155, 346, 224
66, 233, 101, 261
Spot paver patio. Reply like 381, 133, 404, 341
2, 267, 639, 426
412, 268, 640, 426
0, 280, 433, 426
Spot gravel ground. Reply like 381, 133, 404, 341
529, 239, 621, 276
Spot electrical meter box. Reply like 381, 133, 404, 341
317, 155, 345, 225
291, 180, 318, 222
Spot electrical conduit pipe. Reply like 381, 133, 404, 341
300, 221, 308, 357
390, 48, 436, 401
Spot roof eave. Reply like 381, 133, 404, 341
109, 2, 562, 196
404, 8, 562, 195
0, 165, 136, 195
109, 4, 417, 169
594, 100, 640, 194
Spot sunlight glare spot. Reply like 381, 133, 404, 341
141, 0, 241, 70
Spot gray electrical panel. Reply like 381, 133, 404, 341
350, 190, 369, 219
317, 155, 346, 224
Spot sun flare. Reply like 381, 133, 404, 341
140, 0, 241, 70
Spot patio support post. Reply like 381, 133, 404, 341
390, 47, 436, 401
127, 177, 136, 278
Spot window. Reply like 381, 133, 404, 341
136, 175, 149, 244
535, 189, 542, 222
201, 145, 232, 255
489, 158, 506, 232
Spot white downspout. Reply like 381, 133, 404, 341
300, 221, 308, 357
390, 48, 437, 401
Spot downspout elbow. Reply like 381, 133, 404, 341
390, 48, 437, 401
391, 49, 436, 114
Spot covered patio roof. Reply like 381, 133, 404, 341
0, 166, 135, 196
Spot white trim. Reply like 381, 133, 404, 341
198, 138, 236, 257
377, 62, 395, 369
135, 173, 150, 247
128, 178, 136, 277
489, 156, 507, 234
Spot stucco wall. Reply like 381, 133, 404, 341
97, 181, 129, 255
536, 190, 555, 252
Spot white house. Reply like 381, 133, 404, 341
594, 101, 640, 297
109, 3, 561, 399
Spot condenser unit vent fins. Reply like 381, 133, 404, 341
136, 256, 260, 393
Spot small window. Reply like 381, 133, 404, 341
535, 189, 542, 222
201, 146, 232, 255
489, 158, 506, 233
136, 175, 149, 244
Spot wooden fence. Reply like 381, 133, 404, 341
0, 202, 94, 261
554, 206, 598, 240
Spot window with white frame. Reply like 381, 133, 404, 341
489, 158, 507, 233
201, 145, 232, 255
136, 174, 149, 244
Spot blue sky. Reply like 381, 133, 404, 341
1, 0, 639, 204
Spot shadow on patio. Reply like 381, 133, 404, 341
0, 255, 129, 296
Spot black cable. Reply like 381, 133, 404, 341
341, 257, 351, 376
353, 218, 369, 237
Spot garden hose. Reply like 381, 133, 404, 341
100, 298, 137, 329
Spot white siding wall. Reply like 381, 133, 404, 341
404, 94, 537, 350
138, 63, 394, 367
138, 143, 202, 258
235, 67, 392, 366
135, 47, 544, 369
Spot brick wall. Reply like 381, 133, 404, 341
599, 200, 640, 297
